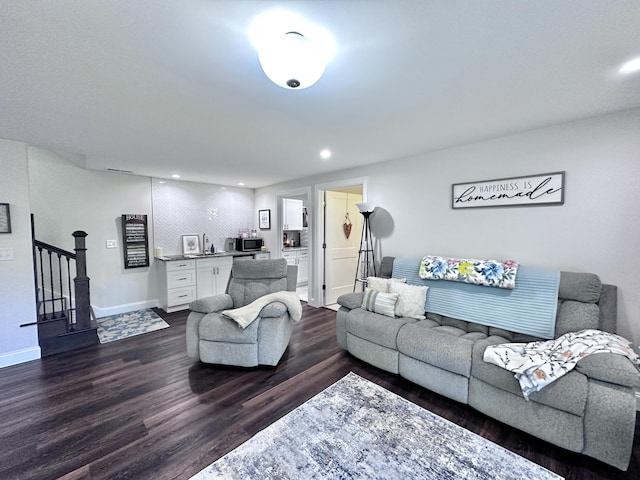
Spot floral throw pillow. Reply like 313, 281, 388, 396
418, 256, 518, 289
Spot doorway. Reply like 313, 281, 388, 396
312, 178, 367, 308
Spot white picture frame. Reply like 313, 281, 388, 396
182, 234, 201, 255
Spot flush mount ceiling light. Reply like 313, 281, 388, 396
620, 57, 640, 74
250, 10, 335, 90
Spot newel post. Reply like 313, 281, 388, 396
73, 231, 91, 330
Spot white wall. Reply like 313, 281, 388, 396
28, 148, 157, 316
0, 140, 40, 367
257, 108, 640, 349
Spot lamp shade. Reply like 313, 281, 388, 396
355, 202, 376, 214
258, 31, 327, 89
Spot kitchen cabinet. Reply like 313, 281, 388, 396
283, 249, 308, 285
196, 256, 233, 299
159, 259, 196, 313
283, 198, 303, 230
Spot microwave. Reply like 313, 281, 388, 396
236, 237, 264, 252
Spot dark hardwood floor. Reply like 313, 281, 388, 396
0, 304, 637, 479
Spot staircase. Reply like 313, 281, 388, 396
23, 218, 99, 356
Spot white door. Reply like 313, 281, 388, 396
324, 191, 362, 304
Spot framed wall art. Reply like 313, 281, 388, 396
182, 234, 201, 255
452, 172, 565, 209
259, 209, 271, 230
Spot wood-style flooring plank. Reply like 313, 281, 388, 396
0, 303, 637, 480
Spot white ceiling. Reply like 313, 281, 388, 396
1, 1, 639, 188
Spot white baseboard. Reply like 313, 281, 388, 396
0, 346, 41, 369
93, 299, 159, 318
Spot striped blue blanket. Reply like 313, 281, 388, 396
392, 258, 560, 339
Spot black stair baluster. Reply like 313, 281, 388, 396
38, 246, 46, 320
48, 250, 55, 319
67, 256, 73, 324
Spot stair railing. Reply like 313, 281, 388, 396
31, 231, 92, 332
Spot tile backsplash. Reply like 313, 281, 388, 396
151, 178, 253, 255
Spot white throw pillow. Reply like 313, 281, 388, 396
361, 288, 399, 318
366, 276, 406, 293
389, 282, 428, 320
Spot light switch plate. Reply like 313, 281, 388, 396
106, 240, 117, 249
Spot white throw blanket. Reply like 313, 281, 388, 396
483, 329, 640, 399
222, 291, 302, 329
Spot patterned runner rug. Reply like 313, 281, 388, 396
191, 372, 562, 479
96, 308, 169, 343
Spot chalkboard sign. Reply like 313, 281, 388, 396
122, 214, 149, 268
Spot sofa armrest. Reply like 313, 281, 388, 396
576, 353, 640, 388
259, 302, 289, 318
189, 294, 233, 313
337, 292, 365, 310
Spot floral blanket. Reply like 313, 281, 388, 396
419, 255, 518, 289
483, 329, 640, 399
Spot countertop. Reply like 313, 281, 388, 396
282, 247, 308, 252
156, 250, 264, 261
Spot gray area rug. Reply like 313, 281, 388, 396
96, 308, 169, 343
191, 372, 562, 479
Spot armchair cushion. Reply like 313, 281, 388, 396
189, 294, 233, 314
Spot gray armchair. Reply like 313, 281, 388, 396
186, 258, 299, 367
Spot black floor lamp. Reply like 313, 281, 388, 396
354, 202, 376, 291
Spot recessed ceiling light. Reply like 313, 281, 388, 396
320, 149, 332, 159
238, 182, 245, 186
620, 57, 640, 74
171, 174, 180, 179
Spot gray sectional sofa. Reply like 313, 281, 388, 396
336, 257, 639, 470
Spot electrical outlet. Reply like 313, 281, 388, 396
106, 240, 117, 249
0, 247, 14, 261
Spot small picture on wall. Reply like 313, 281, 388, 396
259, 209, 271, 230
182, 234, 201, 255
0, 203, 11, 234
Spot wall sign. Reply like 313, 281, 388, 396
452, 172, 565, 209
0, 203, 11, 233
122, 214, 150, 268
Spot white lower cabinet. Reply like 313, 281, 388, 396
159, 259, 196, 313
283, 249, 308, 285
196, 256, 233, 299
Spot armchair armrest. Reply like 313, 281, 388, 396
259, 302, 289, 318
189, 294, 233, 314
576, 353, 640, 388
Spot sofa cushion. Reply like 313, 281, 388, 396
362, 288, 398, 318
346, 308, 416, 349
555, 300, 599, 337
471, 336, 588, 416
559, 272, 601, 303
337, 292, 365, 310
389, 282, 428, 320
397, 322, 486, 377
576, 353, 640, 388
